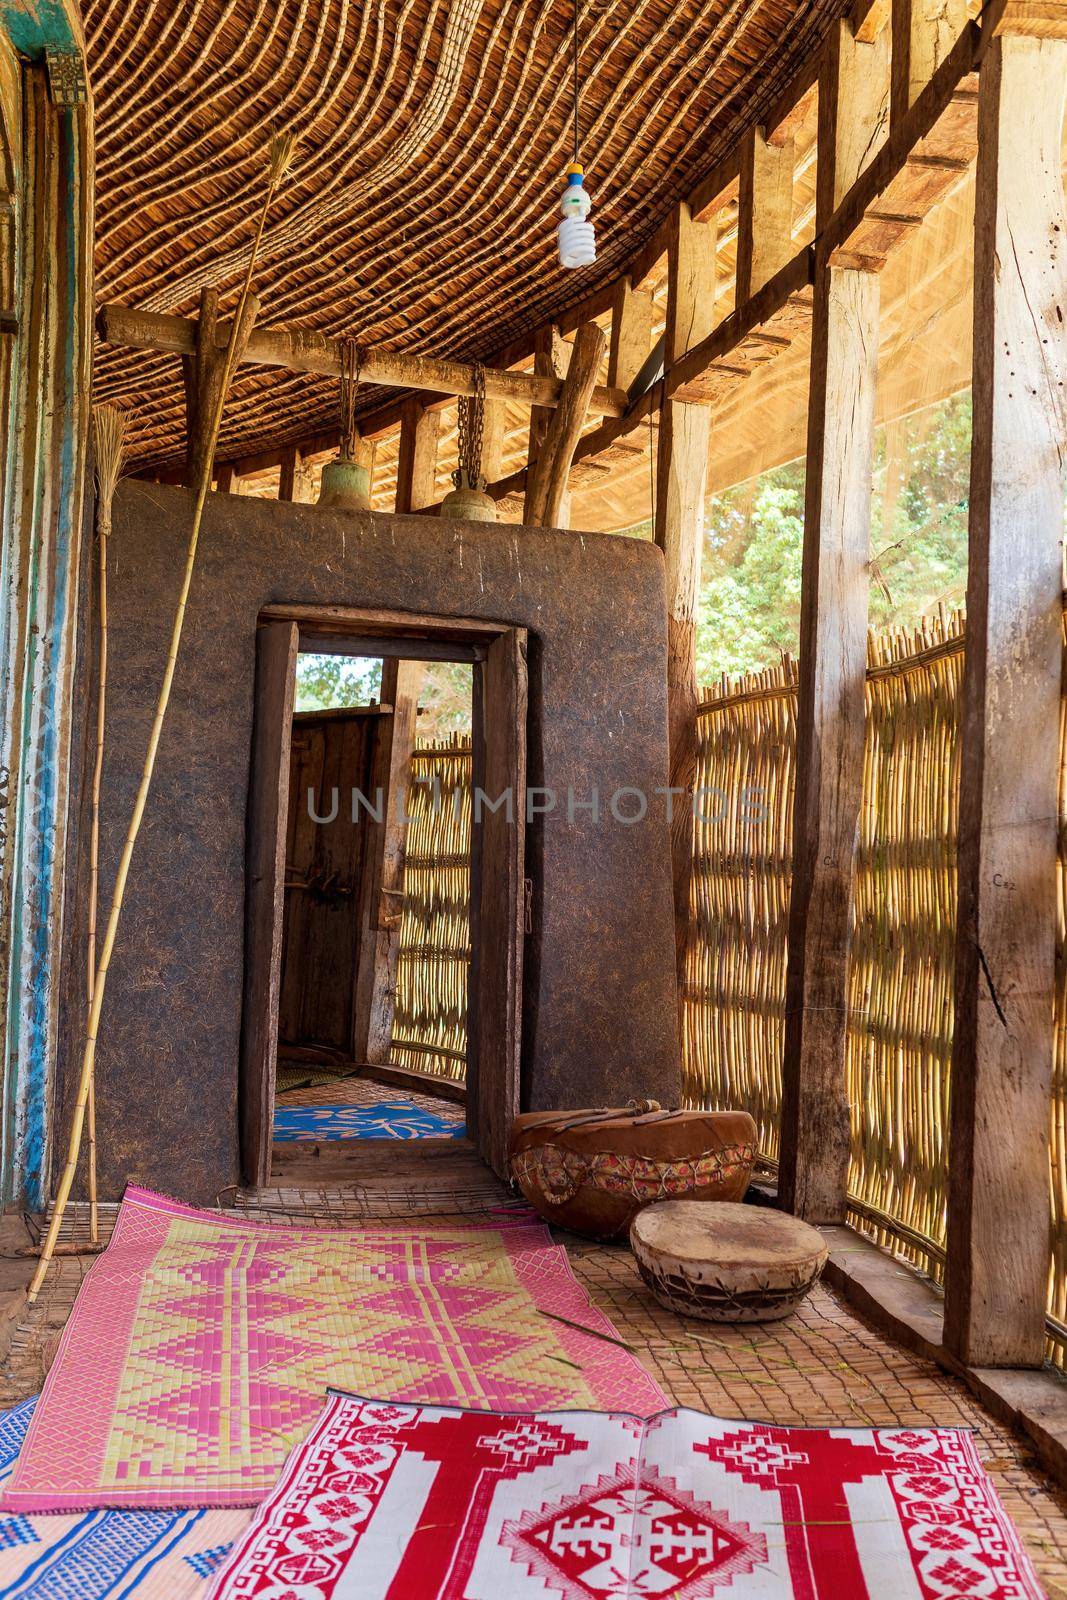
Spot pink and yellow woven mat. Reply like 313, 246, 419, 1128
1, 1186, 665, 1513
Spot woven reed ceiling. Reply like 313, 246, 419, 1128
90, 0, 847, 477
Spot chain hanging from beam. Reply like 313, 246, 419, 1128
455, 362, 487, 491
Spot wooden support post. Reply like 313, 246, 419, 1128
182, 286, 258, 490
527, 324, 568, 466
608, 277, 654, 394
216, 463, 236, 494
735, 129, 795, 301
943, 16, 1067, 1368
778, 13, 888, 1223
891, 0, 967, 125
654, 202, 715, 984
481, 397, 506, 483
523, 322, 607, 527
395, 398, 441, 513
818, 19, 890, 229
278, 444, 302, 502
352, 659, 422, 1065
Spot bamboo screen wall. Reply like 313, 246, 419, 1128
682, 609, 1067, 1363
391, 738, 472, 1082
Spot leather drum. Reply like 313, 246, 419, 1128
509, 1102, 757, 1240
630, 1199, 829, 1322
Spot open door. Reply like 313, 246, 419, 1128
474, 627, 528, 1176
240, 620, 298, 1185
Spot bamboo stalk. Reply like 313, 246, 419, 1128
85, 405, 129, 1243
28, 132, 297, 1304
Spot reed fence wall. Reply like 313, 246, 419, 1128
683, 609, 1067, 1363
391, 737, 472, 1082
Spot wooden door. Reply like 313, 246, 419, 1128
278, 709, 377, 1052
474, 628, 528, 1176
240, 621, 298, 1186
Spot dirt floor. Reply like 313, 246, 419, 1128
3, 1136, 1067, 1596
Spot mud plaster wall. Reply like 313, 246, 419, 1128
57, 482, 681, 1201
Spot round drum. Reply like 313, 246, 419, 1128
509, 1104, 756, 1240
630, 1200, 828, 1323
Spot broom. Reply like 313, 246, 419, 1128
85, 404, 129, 1245
28, 130, 298, 1302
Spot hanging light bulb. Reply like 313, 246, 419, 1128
558, 162, 595, 269
557, 1, 595, 270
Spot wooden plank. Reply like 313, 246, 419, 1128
523, 322, 607, 527
778, 262, 881, 1223
735, 128, 795, 301
351, 660, 422, 1065
98, 302, 627, 420
183, 286, 259, 490
475, 628, 527, 1178
943, 26, 1067, 1369
240, 621, 298, 1187
607, 277, 654, 394
655, 203, 715, 984
395, 399, 440, 513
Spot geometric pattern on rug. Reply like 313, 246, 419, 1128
1, 1187, 666, 1512
272, 1099, 466, 1141
206, 1390, 1047, 1599
0, 1396, 250, 1598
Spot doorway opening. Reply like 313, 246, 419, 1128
273, 652, 473, 1147
240, 607, 528, 1188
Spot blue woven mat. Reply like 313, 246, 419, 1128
272, 1098, 466, 1141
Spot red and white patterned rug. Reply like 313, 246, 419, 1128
207, 1389, 1045, 1598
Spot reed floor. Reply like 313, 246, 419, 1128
3, 1150, 1067, 1596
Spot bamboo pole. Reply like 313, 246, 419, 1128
85, 405, 129, 1243
28, 132, 297, 1304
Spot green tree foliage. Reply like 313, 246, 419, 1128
294, 652, 472, 741
696, 391, 971, 684
295, 653, 381, 711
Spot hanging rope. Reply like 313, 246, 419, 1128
339, 337, 364, 461
572, 0, 580, 164
455, 363, 487, 490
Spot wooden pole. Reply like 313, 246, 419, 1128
607, 276, 654, 394
654, 202, 716, 985
778, 16, 887, 1222
523, 323, 607, 528
395, 399, 441, 513
735, 127, 796, 301
943, 13, 1067, 1368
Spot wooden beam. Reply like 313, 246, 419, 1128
216, 462, 236, 494
481, 397, 506, 484
891, 0, 968, 126
655, 203, 715, 987
395, 399, 440, 513
778, 13, 888, 1224
607, 277, 654, 394
352, 659, 422, 1065
943, 21, 1067, 1369
523, 322, 607, 527
735, 128, 796, 301
98, 302, 627, 420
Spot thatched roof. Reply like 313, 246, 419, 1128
90, 0, 848, 485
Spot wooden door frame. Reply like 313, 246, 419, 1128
240, 604, 529, 1184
